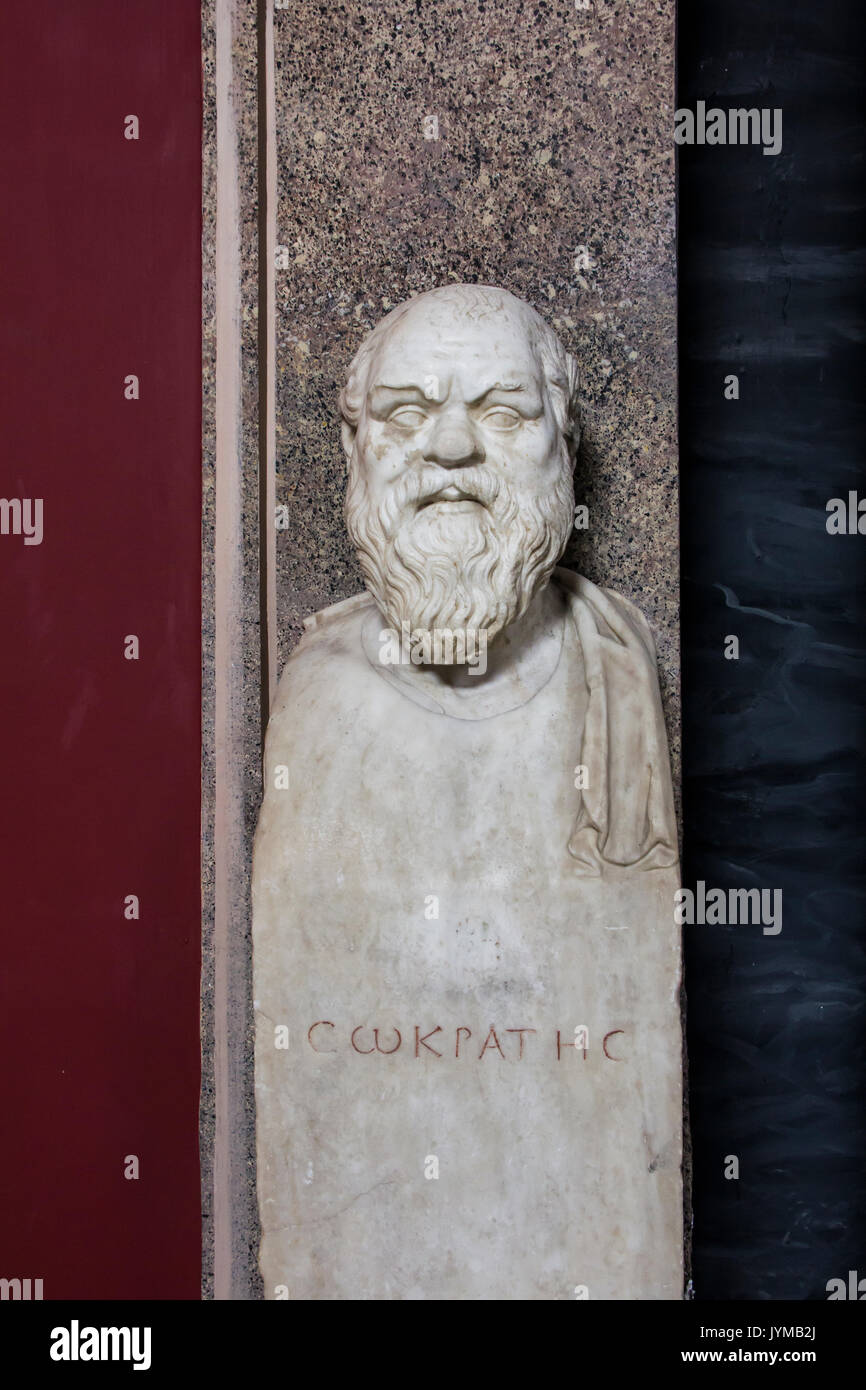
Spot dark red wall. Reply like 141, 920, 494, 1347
0, 1, 202, 1298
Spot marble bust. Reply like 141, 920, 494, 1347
253, 285, 682, 1300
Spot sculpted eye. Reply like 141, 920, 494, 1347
480, 406, 522, 430
387, 405, 428, 428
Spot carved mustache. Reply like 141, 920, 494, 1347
391, 466, 503, 513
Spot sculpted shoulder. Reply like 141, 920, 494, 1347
266, 591, 378, 749
297, 590, 376, 642
552, 567, 658, 663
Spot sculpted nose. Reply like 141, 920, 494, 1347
423, 415, 485, 468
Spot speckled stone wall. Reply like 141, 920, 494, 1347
272, 0, 679, 774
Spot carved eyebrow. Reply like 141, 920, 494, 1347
368, 384, 432, 404
367, 381, 542, 412
468, 383, 541, 409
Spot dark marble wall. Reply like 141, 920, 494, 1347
679, 0, 866, 1299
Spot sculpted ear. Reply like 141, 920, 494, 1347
341, 420, 356, 465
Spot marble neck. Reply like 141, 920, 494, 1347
360, 579, 569, 720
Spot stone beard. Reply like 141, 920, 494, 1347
253, 285, 682, 1301
344, 456, 576, 643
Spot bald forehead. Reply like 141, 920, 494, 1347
389, 293, 532, 343
370, 296, 542, 387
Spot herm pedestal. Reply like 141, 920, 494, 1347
253, 285, 682, 1300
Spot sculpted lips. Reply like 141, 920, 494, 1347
418, 485, 487, 510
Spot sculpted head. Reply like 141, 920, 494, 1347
341, 284, 580, 646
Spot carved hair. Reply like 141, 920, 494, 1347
339, 284, 581, 461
